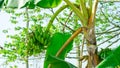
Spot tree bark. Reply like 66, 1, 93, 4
26, 56, 29, 68
84, 27, 99, 68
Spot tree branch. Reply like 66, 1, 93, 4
98, 32, 120, 46
46, 5, 69, 32
106, 37, 120, 48
62, 11, 73, 32
56, 27, 86, 57
96, 28, 120, 35
100, 3, 120, 28
99, 0, 120, 2
25, 8, 29, 68
88, 0, 92, 16
96, 26, 115, 38
79, 0, 88, 20
50, 9, 74, 32
64, 0, 86, 26
88, 0, 98, 26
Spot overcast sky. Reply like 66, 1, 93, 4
0, 11, 11, 47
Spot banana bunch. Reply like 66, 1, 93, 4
28, 25, 51, 52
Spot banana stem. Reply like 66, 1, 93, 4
45, 5, 68, 32
56, 27, 86, 57
64, 0, 87, 26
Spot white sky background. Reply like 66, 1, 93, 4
0, 11, 10, 47
0, 10, 26, 47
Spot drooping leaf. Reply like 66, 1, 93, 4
46, 55, 77, 68
2, 0, 35, 9
0, 0, 4, 8
44, 32, 73, 68
35, 0, 62, 8
1, 0, 62, 9
97, 46, 120, 68
18, 0, 35, 9
5, 0, 18, 8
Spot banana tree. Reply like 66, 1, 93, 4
44, 0, 100, 68
0, 0, 100, 68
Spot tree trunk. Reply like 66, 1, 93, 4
84, 26, 99, 68
26, 56, 29, 68
85, 0, 99, 67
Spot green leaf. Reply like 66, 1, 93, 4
2, 29, 8, 33
14, 26, 22, 31
44, 32, 73, 68
0, 0, 4, 8
5, 0, 18, 8
18, 0, 35, 9
35, 0, 62, 8
1, 0, 62, 9
97, 46, 120, 68
46, 55, 77, 68
3, 0, 35, 9
98, 48, 112, 60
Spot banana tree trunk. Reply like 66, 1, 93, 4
84, 25, 99, 68
85, 0, 99, 67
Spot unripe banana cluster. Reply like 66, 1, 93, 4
28, 25, 51, 54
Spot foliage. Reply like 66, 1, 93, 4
97, 46, 120, 68
35, 0, 62, 8
96, 2, 120, 47
96, 2, 120, 67
2, 29, 8, 33
98, 48, 112, 61
0, 0, 62, 8
2, 25, 51, 62
44, 32, 73, 68
0, 0, 4, 8
0, 0, 120, 68
1, 7, 52, 62
45, 55, 77, 68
